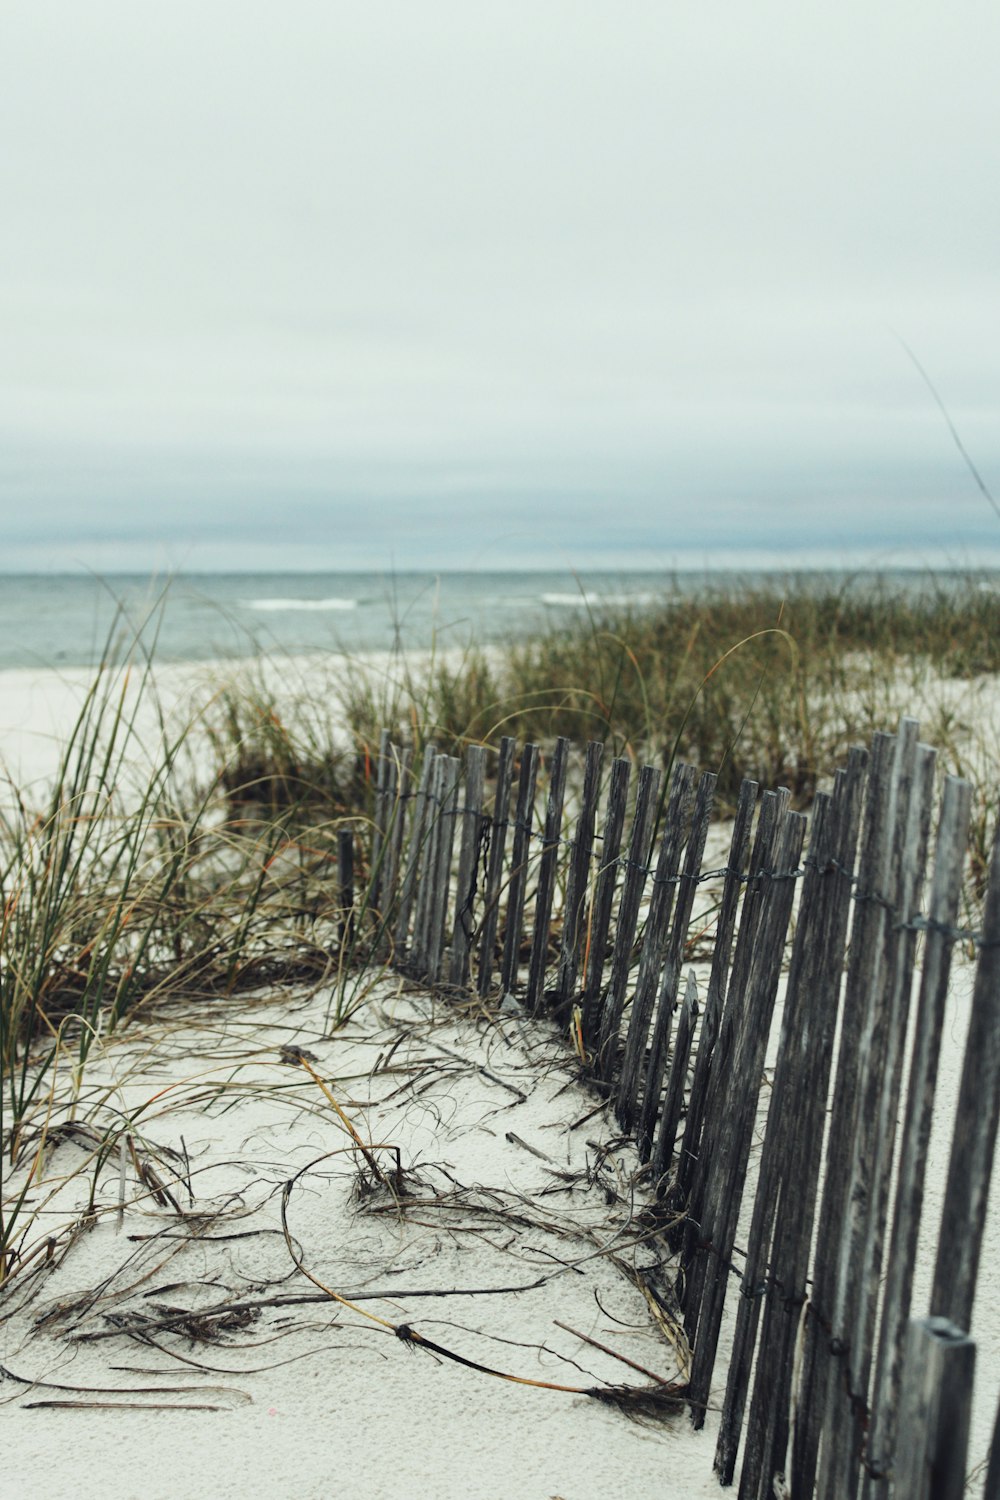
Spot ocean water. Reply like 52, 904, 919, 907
0, 568, 995, 671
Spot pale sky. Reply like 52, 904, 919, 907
2, 1, 999, 571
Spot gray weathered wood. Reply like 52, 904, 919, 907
930, 809, 1000, 1329
637, 771, 716, 1161
715, 791, 836, 1488
682, 785, 788, 1346
685, 809, 806, 1428
410, 753, 446, 978
368, 727, 393, 913
984, 1393, 1000, 1500
893, 1318, 976, 1500
594, 762, 661, 1081
818, 720, 936, 1500
376, 745, 410, 957
450, 744, 487, 987
789, 730, 895, 1499
337, 827, 354, 949
476, 736, 516, 997
581, 756, 632, 1046
426, 755, 461, 982
393, 745, 437, 962
676, 776, 757, 1203
652, 968, 699, 1177
557, 740, 605, 1004
615, 762, 697, 1132
736, 748, 867, 1500
500, 742, 540, 997
526, 737, 570, 1015
862, 774, 973, 1497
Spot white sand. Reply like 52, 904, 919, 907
1, 661, 998, 1498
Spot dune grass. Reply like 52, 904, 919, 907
3, 572, 998, 1282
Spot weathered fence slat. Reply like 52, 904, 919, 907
594, 762, 661, 1081
558, 740, 605, 1005
790, 730, 896, 1499
861, 773, 973, 1497
449, 744, 487, 987
500, 742, 540, 997
526, 737, 570, 1015
476, 736, 516, 997
337, 827, 354, 948
616, 762, 697, 1131
426, 755, 461, 982
651, 967, 698, 1178
637, 770, 716, 1161
685, 808, 806, 1427
675, 776, 757, 1204
581, 756, 632, 1045
737, 748, 867, 1500
376, 745, 409, 957
819, 723, 936, 1500
410, 753, 446, 978
716, 792, 836, 1487
393, 745, 437, 961
893, 1318, 976, 1500
682, 785, 789, 1350
929, 810, 1000, 1329
369, 727, 393, 914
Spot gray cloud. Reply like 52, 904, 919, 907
1, 1, 998, 570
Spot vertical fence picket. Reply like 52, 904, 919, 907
526, 738, 570, 1015
580, 756, 632, 1045
615, 763, 697, 1131
594, 763, 661, 1082
818, 723, 936, 1500
715, 790, 835, 1486
410, 755, 446, 978
636, 771, 716, 1161
369, 728, 393, 914
652, 967, 698, 1177
477, 736, 516, 997
685, 808, 806, 1428
893, 1318, 976, 1500
557, 741, 605, 1005
735, 748, 867, 1500
929, 812, 1000, 1330
861, 774, 973, 1497
393, 745, 437, 966
450, 744, 487, 988
376, 745, 410, 957
790, 730, 896, 1499
337, 827, 355, 949
426, 756, 461, 983
675, 776, 757, 1204
682, 785, 788, 1347
500, 742, 540, 998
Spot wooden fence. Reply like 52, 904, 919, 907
351, 720, 1000, 1498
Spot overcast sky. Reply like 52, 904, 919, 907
2, 2, 999, 572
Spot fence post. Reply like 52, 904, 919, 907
337, 827, 354, 949
450, 744, 487, 988
636, 770, 716, 1161
557, 740, 605, 1005
580, 755, 631, 1046
500, 742, 540, 998
594, 762, 661, 1081
526, 737, 570, 1015
861, 774, 973, 1495
893, 1318, 976, 1500
615, 762, 697, 1131
476, 736, 516, 997
930, 811, 1000, 1332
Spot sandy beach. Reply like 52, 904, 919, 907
2, 658, 998, 1499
